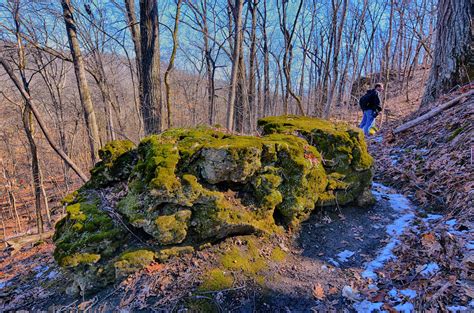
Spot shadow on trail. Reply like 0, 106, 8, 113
297, 184, 407, 269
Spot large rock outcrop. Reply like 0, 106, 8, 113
53, 116, 373, 294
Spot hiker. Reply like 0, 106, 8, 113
358, 83, 384, 136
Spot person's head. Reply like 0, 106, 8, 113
374, 83, 384, 92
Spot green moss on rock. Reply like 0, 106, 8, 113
114, 249, 156, 278
270, 247, 287, 262
258, 115, 374, 208
156, 246, 195, 261
61, 191, 78, 205
154, 210, 192, 245
54, 117, 375, 291
89, 140, 136, 188
60, 253, 101, 267
53, 199, 126, 270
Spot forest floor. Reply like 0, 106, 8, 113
0, 182, 429, 312
0, 83, 472, 312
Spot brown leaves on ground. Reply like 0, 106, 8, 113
313, 283, 325, 300
367, 87, 474, 310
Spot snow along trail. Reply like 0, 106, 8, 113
361, 183, 416, 280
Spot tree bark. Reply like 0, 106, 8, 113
22, 108, 44, 233
421, 0, 473, 106
124, 0, 145, 134
261, 0, 271, 117
248, 0, 258, 129
61, 0, 101, 164
164, 0, 182, 129
139, 0, 163, 134
226, 0, 244, 131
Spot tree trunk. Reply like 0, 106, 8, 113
323, 0, 348, 118
124, 0, 145, 134
61, 0, 101, 164
139, 0, 163, 134
262, 0, 271, 116
164, 0, 182, 129
421, 0, 473, 106
226, 0, 244, 131
248, 0, 258, 129
22, 108, 44, 234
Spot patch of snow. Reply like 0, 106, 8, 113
400, 289, 417, 299
386, 213, 415, 237
362, 269, 378, 280
420, 262, 439, 277
388, 288, 398, 298
368, 284, 379, 291
363, 184, 416, 281
327, 258, 340, 267
466, 241, 474, 250
445, 219, 457, 227
469, 300, 474, 308
342, 286, 360, 301
373, 136, 383, 143
447, 305, 468, 312
34, 265, 49, 278
353, 300, 385, 313
423, 214, 443, 221
362, 239, 399, 279
337, 250, 355, 262
47, 270, 59, 280
0, 281, 8, 289
394, 302, 414, 312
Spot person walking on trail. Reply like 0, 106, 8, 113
358, 83, 384, 136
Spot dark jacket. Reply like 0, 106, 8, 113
359, 89, 382, 112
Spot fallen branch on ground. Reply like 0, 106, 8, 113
394, 89, 474, 134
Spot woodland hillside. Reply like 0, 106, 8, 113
0, 0, 473, 311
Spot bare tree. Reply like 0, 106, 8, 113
61, 0, 101, 163
278, 0, 305, 115
164, 0, 183, 129
226, 0, 244, 131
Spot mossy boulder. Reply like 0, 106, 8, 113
88, 139, 136, 188
53, 116, 374, 293
258, 115, 374, 207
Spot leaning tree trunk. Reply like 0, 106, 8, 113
61, 0, 101, 164
421, 0, 473, 106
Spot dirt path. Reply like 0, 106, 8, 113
261, 183, 417, 312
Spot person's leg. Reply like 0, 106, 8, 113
359, 110, 367, 129
363, 110, 374, 136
